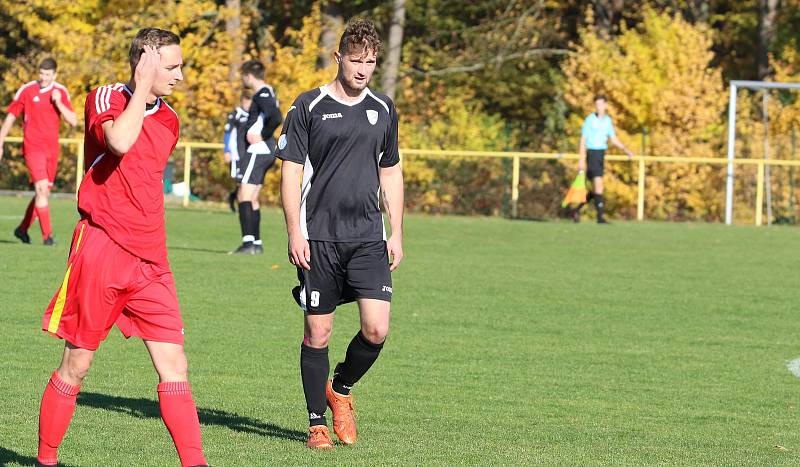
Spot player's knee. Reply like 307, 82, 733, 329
361, 324, 389, 345
62, 357, 92, 384
306, 324, 333, 347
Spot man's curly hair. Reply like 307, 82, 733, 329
338, 18, 382, 56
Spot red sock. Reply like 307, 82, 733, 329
158, 382, 207, 467
36, 205, 52, 240
19, 198, 37, 231
38, 371, 80, 465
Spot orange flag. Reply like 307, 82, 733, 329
561, 171, 587, 208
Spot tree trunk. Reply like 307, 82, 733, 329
757, 0, 778, 80
592, 0, 625, 37
226, 0, 242, 82
381, 0, 406, 100
318, 1, 344, 69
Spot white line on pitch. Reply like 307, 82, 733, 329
786, 358, 800, 378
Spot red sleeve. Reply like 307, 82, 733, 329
6, 86, 26, 117
60, 87, 74, 112
86, 87, 126, 145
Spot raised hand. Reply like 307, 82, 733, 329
51, 89, 62, 103
135, 45, 159, 95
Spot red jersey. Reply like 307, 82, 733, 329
79, 83, 179, 266
6, 80, 73, 156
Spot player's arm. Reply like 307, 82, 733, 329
0, 113, 17, 160
244, 98, 262, 144
102, 46, 159, 156
277, 98, 311, 269
260, 98, 283, 143
281, 160, 310, 270
223, 113, 233, 162
380, 164, 404, 271
51, 90, 77, 127
610, 135, 634, 158
379, 102, 404, 271
578, 135, 587, 171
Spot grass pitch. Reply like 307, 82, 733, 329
1, 196, 799, 465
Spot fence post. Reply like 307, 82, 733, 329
511, 155, 520, 218
75, 140, 84, 195
755, 161, 765, 226
183, 145, 191, 207
637, 158, 645, 221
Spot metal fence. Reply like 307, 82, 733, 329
5, 136, 797, 226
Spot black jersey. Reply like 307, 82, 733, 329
245, 84, 282, 145
276, 85, 400, 242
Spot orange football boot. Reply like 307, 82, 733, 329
326, 380, 358, 445
307, 425, 334, 449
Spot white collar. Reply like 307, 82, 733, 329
321, 84, 368, 107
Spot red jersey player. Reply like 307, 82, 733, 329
0, 57, 77, 245
35, 29, 208, 467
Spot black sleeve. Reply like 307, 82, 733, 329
245, 88, 283, 141
379, 102, 400, 168
276, 98, 309, 165
258, 90, 283, 141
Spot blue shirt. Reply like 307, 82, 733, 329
581, 113, 616, 150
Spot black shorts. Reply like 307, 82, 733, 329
586, 149, 605, 179
292, 241, 393, 315
237, 152, 276, 185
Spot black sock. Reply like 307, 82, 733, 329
238, 201, 254, 244
332, 331, 384, 395
301, 344, 329, 427
253, 208, 261, 244
593, 194, 605, 220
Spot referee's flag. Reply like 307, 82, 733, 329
561, 171, 587, 208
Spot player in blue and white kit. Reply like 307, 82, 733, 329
574, 94, 634, 223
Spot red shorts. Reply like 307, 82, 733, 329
42, 219, 185, 350
24, 152, 58, 185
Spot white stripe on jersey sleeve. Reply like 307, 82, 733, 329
308, 87, 328, 112
365, 89, 390, 115
95, 86, 106, 113
54, 83, 71, 101
13, 81, 37, 100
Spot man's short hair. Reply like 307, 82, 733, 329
129, 28, 180, 72
338, 18, 382, 56
241, 60, 265, 80
39, 58, 57, 71
594, 94, 607, 102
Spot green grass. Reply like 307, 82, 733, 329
1, 196, 800, 465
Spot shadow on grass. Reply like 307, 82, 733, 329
0, 446, 78, 467
78, 392, 306, 443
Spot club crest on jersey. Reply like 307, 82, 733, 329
322, 112, 343, 121
366, 109, 378, 125
33, 95, 40, 102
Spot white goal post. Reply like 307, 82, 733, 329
725, 80, 800, 225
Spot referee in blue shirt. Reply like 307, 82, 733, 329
574, 94, 634, 223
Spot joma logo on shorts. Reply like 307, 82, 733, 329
382, 286, 393, 293
321, 112, 343, 120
